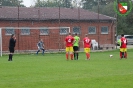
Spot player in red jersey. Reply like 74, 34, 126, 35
83, 34, 91, 60
120, 34, 127, 59
65, 32, 74, 60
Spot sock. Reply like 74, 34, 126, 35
124, 52, 127, 58
120, 52, 122, 58
74, 52, 76, 60
10, 54, 13, 61
77, 53, 79, 60
70, 54, 73, 60
42, 49, 45, 55
122, 52, 124, 58
66, 53, 68, 60
86, 53, 90, 60
86, 53, 88, 59
36, 50, 40, 54
8, 54, 11, 61
88, 53, 90, 59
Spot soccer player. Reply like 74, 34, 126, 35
36, 39, 45, 55
120, 34, 127, 59
65, 32, 74, 60
8, 34, 16, 61
83, 34, 91, 60
73, 33, 80, 60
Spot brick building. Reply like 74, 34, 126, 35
0, 7, 116, 52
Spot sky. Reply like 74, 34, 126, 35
22, 0, 81, 7
22, 0, 35, 7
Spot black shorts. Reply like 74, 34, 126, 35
9, 47, 15, 53
73, 46, 79, 51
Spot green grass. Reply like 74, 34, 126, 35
0, 49, 133, 88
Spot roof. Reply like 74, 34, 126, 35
0, 6, 116, 21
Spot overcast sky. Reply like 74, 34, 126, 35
22, 0, 35, 7
22, 0, 81, 7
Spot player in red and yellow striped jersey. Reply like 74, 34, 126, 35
65, 33, 74, 60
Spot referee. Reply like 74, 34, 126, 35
73, 33, 80, 60
8, 34, 16, 61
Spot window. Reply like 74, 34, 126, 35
88, 26, 96, 34
101, 26, 108, 34
21, 27, 30, 35
5, 28, 15, 35
40, 27, 49, 35
73, 27, 80, 34
60, 27, 69, 35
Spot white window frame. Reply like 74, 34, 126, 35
101, 26, 108, 34
20, 27, 30, 35
88, 26, 96, 34
40, 27, 49, 35
5, 27, 15, 35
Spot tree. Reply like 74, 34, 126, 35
61, 0, 72, 8
81, 0, 114, 10
122, 10, 133, 35
81, 0, 97, 9
91, 2, 115, 17
34, 0, 72, 8
101, 2, 115, 17
0, 0, 25, 7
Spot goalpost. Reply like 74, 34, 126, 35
0, 28, 2, 57
0, 27, 70, 57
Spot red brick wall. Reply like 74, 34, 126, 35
0, 20, 115, 51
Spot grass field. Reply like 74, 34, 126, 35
0, 49, 133, 88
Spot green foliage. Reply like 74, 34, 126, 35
35, 0, 59, 7
117, 8, 133, 35
35, 0, 72, 8
82, 0, 98, 9
91, 2, 115, 17
82, 0, 114, 10
0, 50, 133, 88
0, 0, 25, 7
101, 2, 115, 17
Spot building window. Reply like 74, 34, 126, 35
40, 27, 49, 35
73, 27, 80, 34
21, 28, 30, 35
5, 28, 15, 35
88, 26, 96, 34
101, 26, 108, 34
60, 27, 69, 35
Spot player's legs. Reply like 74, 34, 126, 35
124, 48, 127, 59
36, 48, 40, 55
8, 47, 14, 61
120, 48, 124, 59
120, 51, 122, 59
41, 48, 45, 55
73, 46, 76, 60
84, 48, 90, 60
76, 51, 79, 60
76, 47, 79, 60
8, 53, 12, 61
69, 47, 74, 60
73, 46, 78, 60
124, 52, 127, 59
66, 47, 69, 60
